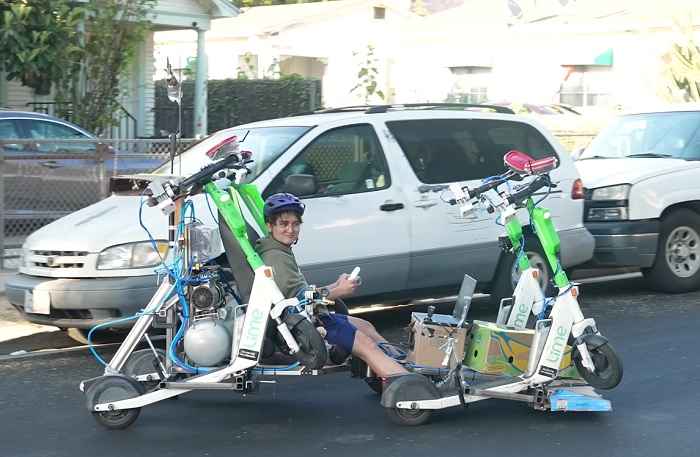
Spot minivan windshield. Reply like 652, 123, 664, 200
153, 126, 311, 180
580, 111, 700, 160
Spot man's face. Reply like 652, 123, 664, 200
268, 212, 302, 246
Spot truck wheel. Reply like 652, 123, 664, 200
490, 236, 554, 306
642, 209, 700, 293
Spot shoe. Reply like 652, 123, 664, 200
329, 345, 351, 365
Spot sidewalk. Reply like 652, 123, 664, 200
0, 270, 60, 342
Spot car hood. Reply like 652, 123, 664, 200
574, 158, 699, 188
24, 195, 172, 252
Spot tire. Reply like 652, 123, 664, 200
333, 298, 349, 315
285, 317, 328, 370
85, 375, 145, 430
642, 209, 700, 293
385, 407, 432, 426
123, 348, 166, 391
573, 342, 623, 390
490, 235, 554, 306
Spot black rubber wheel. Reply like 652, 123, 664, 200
573, 342, 623, 390
490, 235, 555, 306
333, 298, 349, 315
287, 317, 328, 370
85, 375, 145, 430
642, 209, 700, 293
385, 407, 432, 426
123, 348, 166, 391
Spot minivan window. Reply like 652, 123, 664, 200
265, 124, 390, 198
386, 119, 556, 184
153, 126, 311, 180
581, 112, 700, 160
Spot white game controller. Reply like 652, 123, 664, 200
348, 266, 361, 281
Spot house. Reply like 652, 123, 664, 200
155, 0, 421, 107
0, 0, 238, 138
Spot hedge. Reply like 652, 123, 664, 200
154, 77, 322, 138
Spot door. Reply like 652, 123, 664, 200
18, 118, 101, 215
384, 118, 561, 289
263, 123, 410, 296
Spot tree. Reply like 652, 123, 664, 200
350, 44, 385, 104
0, 0, 155, 135
664, 17, 700, 102
0, 1, 84, 95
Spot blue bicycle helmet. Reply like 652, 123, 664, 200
263, 193, 305, 219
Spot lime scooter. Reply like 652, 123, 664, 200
79, 138, 345, 430
380, 150, 623, 426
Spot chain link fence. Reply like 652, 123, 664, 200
0, 138, 197, 268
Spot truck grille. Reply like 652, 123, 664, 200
30, 250, 89, 269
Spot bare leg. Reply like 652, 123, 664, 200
352, 331, 406, 378
347, 316, 386, 344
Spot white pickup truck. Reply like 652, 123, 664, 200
576, 105, 700, 292
7, 105, 594, 339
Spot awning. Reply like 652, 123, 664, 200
561, 47, 614, 66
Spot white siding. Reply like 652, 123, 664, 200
156, 0, 207, 17
143, 33, 156, 137
5, 80, 35, 110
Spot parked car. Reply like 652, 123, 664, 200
6, 105, 594, 338
0, 110, 164, 233
575, 105, 700, 292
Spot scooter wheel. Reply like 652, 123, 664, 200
85, 375, 145, 430
123, 348, 166, 391
574, 342, 623, 390
385, 407, 432, 426
289, 318, 328, 370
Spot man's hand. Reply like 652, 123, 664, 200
327, 273, 361, 300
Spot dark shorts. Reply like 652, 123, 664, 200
318, 314, 357, 353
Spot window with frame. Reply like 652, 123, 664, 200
559, 65, 611, 108
265, 124, 391, 198
0, 119, 23, 151
446, 66, 491, 104
25, 120, 93, 153
386, 119, 557, 184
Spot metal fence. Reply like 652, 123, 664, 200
0, 138, 197, 268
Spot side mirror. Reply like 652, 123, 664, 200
504, 149, 558, 175
283, 174, 317, 197
570, 147, 585, 161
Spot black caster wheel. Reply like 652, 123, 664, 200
85, 375, 145, 430
385, 407, 432, 426
123, 348, 166, 391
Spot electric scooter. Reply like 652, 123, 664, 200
80, 139, 348, 430
380, 150, 623, 426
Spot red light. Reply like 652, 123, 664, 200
504, 150, 558, 175
571, 178, 584, 200
205, 135, 238, 158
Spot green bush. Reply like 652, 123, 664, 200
154, 77, 322, 137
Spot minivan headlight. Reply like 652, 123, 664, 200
591, 184, 631, 201
97, 241, 169, 270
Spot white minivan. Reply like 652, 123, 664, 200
576, 105, 700, 292
7, 105, 594, 338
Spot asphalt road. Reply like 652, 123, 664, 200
1, 274, 698, 457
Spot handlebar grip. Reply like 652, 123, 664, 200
467, 176, 507, 199
507, 176, 550, 204
179, 153, 243, 191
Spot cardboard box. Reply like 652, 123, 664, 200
465, 320, 579, 378
406, 312, 467, 367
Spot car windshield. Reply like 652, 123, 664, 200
580, 111, 700, 160
152, 126, 311, 180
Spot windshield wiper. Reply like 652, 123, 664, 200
577, 155, 616, 161
625, 153, 673, 158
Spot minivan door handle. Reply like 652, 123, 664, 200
40, 160, 63, 169
380, 202, 404, 212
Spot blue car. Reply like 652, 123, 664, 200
0, 110, 164, 235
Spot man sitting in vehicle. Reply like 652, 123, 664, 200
255, 192, 407, 379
